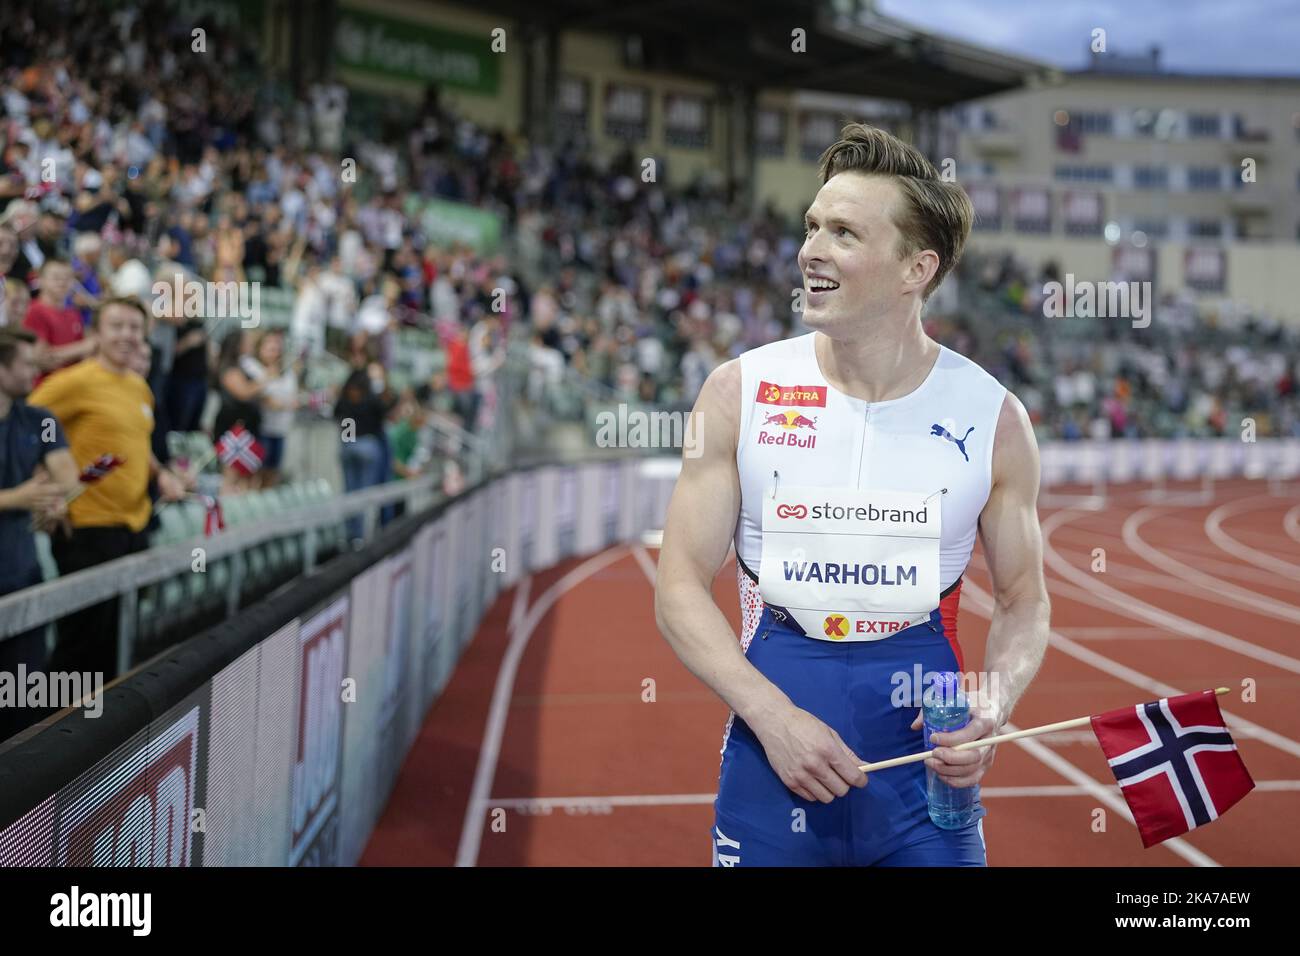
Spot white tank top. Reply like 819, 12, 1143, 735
733, 331, 1006, 630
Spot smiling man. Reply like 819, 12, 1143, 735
27, 296, 186, 679
654, 124, 1050, 866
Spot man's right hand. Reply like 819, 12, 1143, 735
10, 474, 65, 514
749, 704, 869, 803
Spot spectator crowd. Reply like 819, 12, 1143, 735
1, 0, 1298, 741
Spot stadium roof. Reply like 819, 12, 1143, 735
454, 0, 1059, 107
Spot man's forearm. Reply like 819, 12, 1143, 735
981, 594, 1050, 726
656, 583, 791, 729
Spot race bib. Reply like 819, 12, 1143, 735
758, 486, 941, 641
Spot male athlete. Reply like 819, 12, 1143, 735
655, 124, 1050, 866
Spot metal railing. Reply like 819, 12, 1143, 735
0, 475, 444, 672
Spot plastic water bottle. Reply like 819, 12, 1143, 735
922, 671, 983, 830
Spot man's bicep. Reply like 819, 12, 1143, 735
979, 394, 1046, 605
658, 362, 741, 589
42, 449, 80, 490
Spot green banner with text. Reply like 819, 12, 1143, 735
335, 7, 499, 94
404, 196, 502, 254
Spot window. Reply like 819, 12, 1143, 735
1189, 219, 1222, 238
1132, 219, 1169, 238
1188, 113, 1221, 138
1188, 167, 1222, 191
1134, 166, 1168, 189
1075, 111, 1113, 135
1054, 165, 1113, 183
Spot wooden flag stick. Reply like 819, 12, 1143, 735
857, 687, 1231, 773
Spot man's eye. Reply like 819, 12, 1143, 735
837, 227, 852, 237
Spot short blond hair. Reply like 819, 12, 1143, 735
817, 123, 973, 301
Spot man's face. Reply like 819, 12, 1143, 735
0, 342, 37, 399
97, 303, 146, 369
40, 263, 73, 303
0, 228, 18, 270
797, 172, 921, 335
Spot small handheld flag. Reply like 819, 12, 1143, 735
1090, 689, 1254, 848
200, 495, 225, 536
216, 424, 265, 477
78, 454, 124, 484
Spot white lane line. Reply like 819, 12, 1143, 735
999, 724, 1218, 866
1121, 507, 1300, 623
631, 544, 658, 586
1205, 497, 1300, 581
960, 580, 1219, 866
1285, 505, 1300, 544
507, 574, 532, 635
1051, 523, 1292, 588
455, 545, 635, 867
487, 780, 1300, 810
490, 794, 716, 809
1042, 509, 1300, 674
1053, 627, 1183, 640
963, 576, 1300, 761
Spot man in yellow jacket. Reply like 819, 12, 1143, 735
28, 296, 188, 679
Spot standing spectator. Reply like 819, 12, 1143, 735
212, 329, 265, 494
164, 314, 209, 434
333, 367, 393, 542
0, 328, 78, 741
23, 259, 96, 385
244, 329, 299, 488
26, 298, 186, 680
0, 224, 19, 324
2, 278, 30, 331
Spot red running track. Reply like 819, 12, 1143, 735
359, 478, 1300, 866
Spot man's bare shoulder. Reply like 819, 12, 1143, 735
991, 390, 1039, 487
689, 358, 742, 458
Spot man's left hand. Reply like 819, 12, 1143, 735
910, 706, 1003, 789
158, 468, 187, 502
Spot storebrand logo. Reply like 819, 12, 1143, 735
775, 503, 808, 519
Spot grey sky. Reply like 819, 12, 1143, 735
875, 0, 1300, 75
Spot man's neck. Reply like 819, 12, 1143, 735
95, 354, 129, 376
0, 392, 12, 419
813, 310, 939, 404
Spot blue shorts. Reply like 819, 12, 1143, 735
712, 606, 987, 867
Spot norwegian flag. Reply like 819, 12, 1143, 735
79, 454, 124, 483
200, 495, 225, 536
216, 424, 265, 476
1090, 690, 1254, 849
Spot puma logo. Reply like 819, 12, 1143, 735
930, 423, 975, 462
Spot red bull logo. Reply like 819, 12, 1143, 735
757, 409, 817, 448
756, 381, 827, 408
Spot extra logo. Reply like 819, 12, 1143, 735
775, 503, 808, 519
823, 614, 848, 639
756, 381, 827, 408
930, 423, 974, 462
